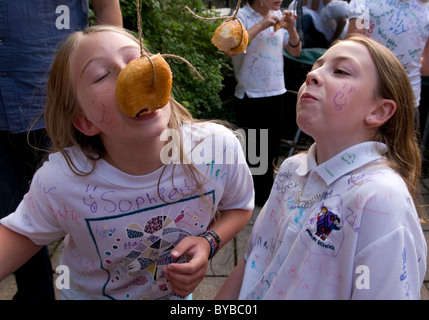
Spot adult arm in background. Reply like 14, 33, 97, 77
91, 0, 123, 26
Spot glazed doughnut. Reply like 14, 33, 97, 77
115, 53, 172, 117
211, 19, 249, 55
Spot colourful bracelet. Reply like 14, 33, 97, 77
201, 233, 216, 260
200, 230, 222, 260
206, 230, 221, 247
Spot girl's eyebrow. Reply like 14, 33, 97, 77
81, 56, 104, 76
312, 55, 360, 69
80, 45, 140, 76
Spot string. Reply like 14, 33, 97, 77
134, 0, 203, 82
184, 0, 244, 50
136, 0, 144, 58
184, 0, 242, 22
135, 0, 156, 86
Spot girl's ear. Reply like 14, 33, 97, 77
72, 113, 101, 136
365, 99, 397, 127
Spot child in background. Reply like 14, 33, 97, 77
231, 0, 302, 207
0, 25, 254, 300
347, 0, 429, 108
216, 36, 427, 299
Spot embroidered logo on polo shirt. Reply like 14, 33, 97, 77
301, 205, 344, 256
315, 206, 342, 240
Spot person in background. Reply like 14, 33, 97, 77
289, 0, 349, 48
0, 0, 122, 300
347, 0, 429, 110
230, 0, 301, 207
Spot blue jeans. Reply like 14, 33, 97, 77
0, 129, 55, 300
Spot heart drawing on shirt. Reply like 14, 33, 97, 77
341, 153, 356, 165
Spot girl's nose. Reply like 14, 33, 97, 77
305, 69, 322, 86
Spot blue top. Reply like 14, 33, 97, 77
0, 0, 88, 133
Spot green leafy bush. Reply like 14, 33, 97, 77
117, 0, 233, 121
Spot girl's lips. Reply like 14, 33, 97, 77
300, 92, 318, 101
134, 109, 158, 120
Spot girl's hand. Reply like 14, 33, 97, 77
165, 236, 211, 297
259, 13, 280, 30
281, 10, 297, 31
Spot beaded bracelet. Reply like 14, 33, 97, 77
200, 230, 222, 260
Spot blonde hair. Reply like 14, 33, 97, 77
344, 35, 422, 214
45, 25, 194, 174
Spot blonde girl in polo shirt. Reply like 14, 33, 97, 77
216, 35, 427, 299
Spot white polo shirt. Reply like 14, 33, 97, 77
239, 141, 427, 299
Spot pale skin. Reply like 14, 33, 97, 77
91, 0, 123, 26
215, 40, 396, 299
0, 31, 252, 297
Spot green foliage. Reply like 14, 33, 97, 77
118, 0, 233, 120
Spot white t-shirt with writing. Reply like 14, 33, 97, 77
232, 4, 290, 99
1, 122, 254, 300
349, 0, 429, 106
239, 142, 427, 299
